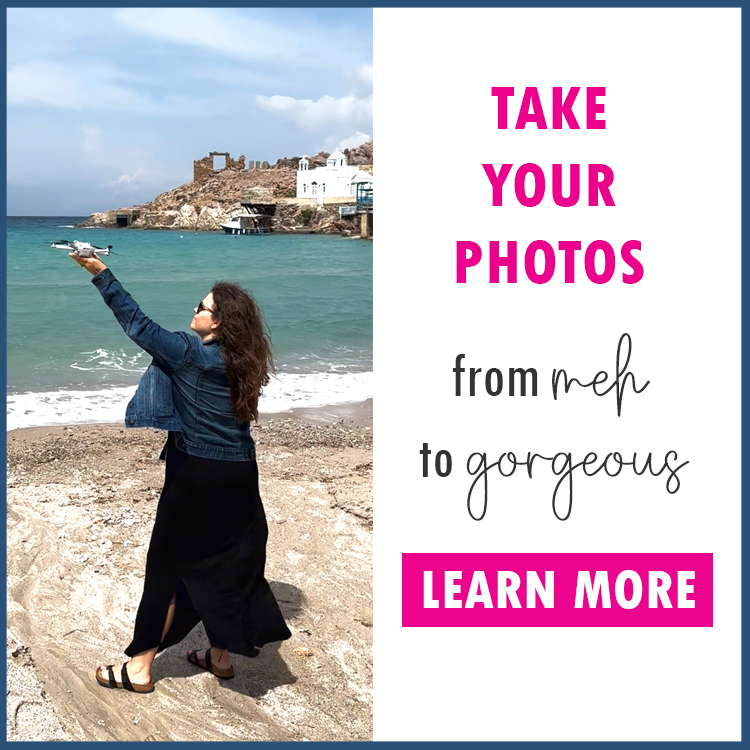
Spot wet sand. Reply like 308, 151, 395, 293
6, 401, 372, 741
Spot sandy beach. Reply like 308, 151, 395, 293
6, 400, 372, 741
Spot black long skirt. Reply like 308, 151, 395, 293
124, 434, 291, 658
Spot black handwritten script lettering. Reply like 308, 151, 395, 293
552, 333, 649, 416
465, 450, 689, 522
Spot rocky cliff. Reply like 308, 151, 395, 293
77, 142, 373, 235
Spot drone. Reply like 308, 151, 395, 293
50, 239, 114, 257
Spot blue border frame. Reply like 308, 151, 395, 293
4, 1, 744, 745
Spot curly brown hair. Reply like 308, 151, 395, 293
210, 281, 274, 423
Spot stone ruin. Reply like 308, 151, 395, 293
193, 151, 272, 182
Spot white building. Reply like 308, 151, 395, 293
296, 149, 372, 200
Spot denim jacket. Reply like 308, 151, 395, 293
92, 268, 255, 461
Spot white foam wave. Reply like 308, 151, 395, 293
7, 386, 137, 431
57, 224, 76, 228
262, 371, 372, 412
70, 348, 147, 374
7, 372, 373, 431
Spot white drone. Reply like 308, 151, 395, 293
50, 239, 114, 257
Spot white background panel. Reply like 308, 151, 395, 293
373, 8, 740, 741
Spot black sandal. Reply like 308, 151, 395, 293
187, 649, 235, 680
95, 663, 155, 693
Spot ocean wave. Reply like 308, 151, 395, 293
57, 225, 76, 228
7, 386, 137, 431
70, 348, 148, 374
7, 372, 373, 431
262, 371, 372, 412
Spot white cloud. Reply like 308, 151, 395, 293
357, 65, 373, 86
113, 8, 358, 69
8, 59, 219, 119
108, 168, 147, 187
100, 164, 188, 205
8, 59, 150, 112
255, 93, 373, 130
7, 9, 116, 65
339, 132, 372, 150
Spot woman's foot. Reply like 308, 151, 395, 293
186, 648, 234, 679
97, 661, 152, 686
95, 661, 155, 693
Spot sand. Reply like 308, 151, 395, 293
6, 401, 372, 742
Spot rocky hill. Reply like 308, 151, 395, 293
77, 142, 373, 235
274, 141, 373, 171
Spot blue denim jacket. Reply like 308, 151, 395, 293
92, 268, 255, 461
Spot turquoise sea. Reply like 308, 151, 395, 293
7, 217, 373, 430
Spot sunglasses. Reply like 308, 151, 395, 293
195, 301, 215, 315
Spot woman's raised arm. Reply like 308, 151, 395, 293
70, 254, 191, 370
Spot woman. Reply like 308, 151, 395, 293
69, 252, 291, 693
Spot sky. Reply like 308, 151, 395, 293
7, 8, 373, 216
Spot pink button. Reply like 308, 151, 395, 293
402, 553, 712, 627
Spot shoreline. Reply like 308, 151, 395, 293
7, 397, 373, 436
260, 397, 372, 427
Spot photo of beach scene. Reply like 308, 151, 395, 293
7, 9, 373, 741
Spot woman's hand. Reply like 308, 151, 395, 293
69, 252, 107, 276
